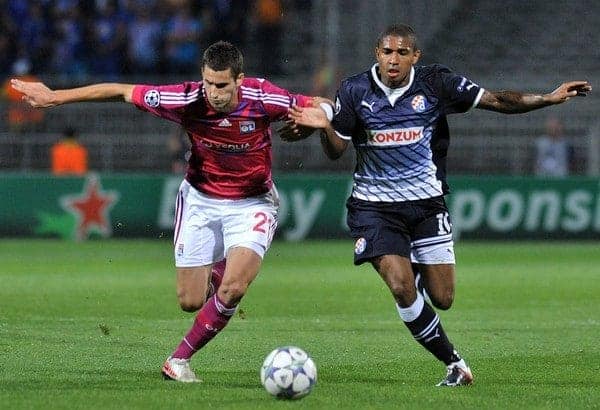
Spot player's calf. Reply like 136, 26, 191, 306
206, 259, 225, 299
414, 264, 455, 310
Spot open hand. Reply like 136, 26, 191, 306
547, 81, 592, 103
10, 79, 56, 108
277, 119, 315, 142
288, 104, 330, 129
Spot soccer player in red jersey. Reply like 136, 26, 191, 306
12, 41, 323, 382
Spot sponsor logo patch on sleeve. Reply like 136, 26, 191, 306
144, 90, 160, 107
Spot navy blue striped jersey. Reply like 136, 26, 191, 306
331, 63, 484, 202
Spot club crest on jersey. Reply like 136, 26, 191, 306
240, 121, 255, 134
411, 95, 427, 112
144, 90, 160, 107
354, 237, 367, 255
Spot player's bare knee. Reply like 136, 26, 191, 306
431, 290, 454, 310
177, 291, 203, 312
388, 280, 416, 304
217, 282, 248, 305
179, 299, 202, 312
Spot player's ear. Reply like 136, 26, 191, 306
412, 49, 421, 64
236, 72, 244, 86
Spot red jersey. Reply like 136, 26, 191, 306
132, 78, 312, 199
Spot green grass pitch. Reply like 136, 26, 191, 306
1, 239, 599, 409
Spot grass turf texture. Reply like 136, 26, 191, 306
1, 239, 599, 409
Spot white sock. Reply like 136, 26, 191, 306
396, 292, 424, 322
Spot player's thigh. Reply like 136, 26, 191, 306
176, 265, 212, 312
410, 197, 454, 257
409, 197, 456, 309
372, 254, 417, 306
346, 197, 412, 265
223, 246, 263, 286
174, 180, 225, 267
218, 246, 263, 305
416, 263, 455, 310
222, 190, 278, 262
218, 192, 278, 305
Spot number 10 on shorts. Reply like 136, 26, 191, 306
436, 212, 451, 235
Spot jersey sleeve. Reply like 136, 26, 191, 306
330, 79, 356, 140
259, 79, 313, 121
430, 65, 484, 115
131, 82, 203, 124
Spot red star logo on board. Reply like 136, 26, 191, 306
62, 175, 119, 240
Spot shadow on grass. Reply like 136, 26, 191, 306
1, 369, 262, 392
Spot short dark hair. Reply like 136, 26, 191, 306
376, 24, 419, 50
202, 41, 244, 78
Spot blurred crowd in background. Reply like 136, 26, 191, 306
0, 0, 595, 176
0, 0, 294, 79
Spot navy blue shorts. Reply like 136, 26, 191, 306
346, 196, 453, 265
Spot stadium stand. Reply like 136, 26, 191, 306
1, 0, 598, 175
423, 0, 600, 175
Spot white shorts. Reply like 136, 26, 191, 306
410, 234, 456, 265
173, 180, 279, 268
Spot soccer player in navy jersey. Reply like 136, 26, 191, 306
12, 41, 323, 383
288, 24, 591, 386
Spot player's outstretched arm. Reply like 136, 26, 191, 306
319, 125, 349, 160
10, 79, 136, 108
477, 80, 592, 114
288, 104, 348, 160
279, 97, 335, 142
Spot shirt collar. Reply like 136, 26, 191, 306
371, 64, 415, 106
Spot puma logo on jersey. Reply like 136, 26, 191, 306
360, 100, 376, 112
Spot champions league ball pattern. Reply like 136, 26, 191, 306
260, 346, 317, 399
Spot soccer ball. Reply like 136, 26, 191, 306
260, 346, 317, 399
